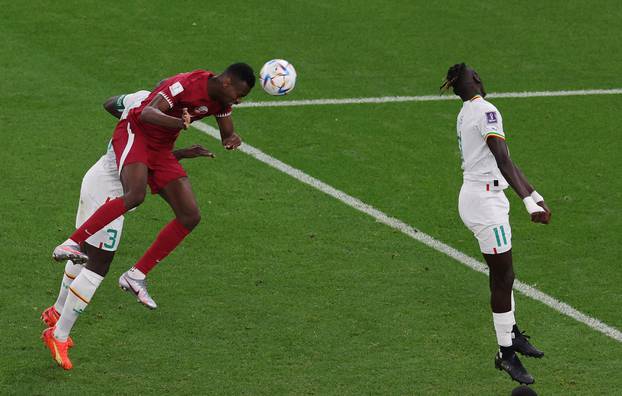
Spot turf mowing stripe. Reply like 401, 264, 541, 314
192, 121, 622, 344
237, 88, 622, 108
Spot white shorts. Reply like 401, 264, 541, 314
458, 182, 512, 254
75, 156, 124, 251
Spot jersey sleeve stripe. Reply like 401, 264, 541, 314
158, 92, 174, 108
115, 95, 127, 112
485, 132, 506, 140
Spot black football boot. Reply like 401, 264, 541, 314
495, 349, 535, 385
512, 325, 544, 358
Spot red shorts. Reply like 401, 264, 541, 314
112, 119, 187, 194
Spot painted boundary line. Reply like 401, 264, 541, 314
192, 121, 622, 343
237, 88, 622, 108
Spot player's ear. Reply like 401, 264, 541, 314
222, 76, 232, 87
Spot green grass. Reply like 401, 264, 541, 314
1, 1, 621, 394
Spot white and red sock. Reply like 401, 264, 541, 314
53, 260, 84, 313
54, 269, 103, 341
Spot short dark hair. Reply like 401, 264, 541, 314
225, 63, 256, 89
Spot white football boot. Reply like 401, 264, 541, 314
118, 271, 158, 310
52, 241, 88, 264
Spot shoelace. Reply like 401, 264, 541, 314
516, 330, 531, 340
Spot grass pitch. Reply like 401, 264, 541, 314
1, 1, 621, 394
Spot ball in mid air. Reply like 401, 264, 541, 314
259, 59, 297, 96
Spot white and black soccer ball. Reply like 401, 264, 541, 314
259, 59, 297, 96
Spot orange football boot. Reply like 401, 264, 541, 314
40, 307, 73, 347
41, 306, 61, 327
41, 327, 73, 370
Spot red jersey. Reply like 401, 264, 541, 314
128, 70, 232, 149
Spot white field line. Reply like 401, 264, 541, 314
237, 88, 622, 108
192, 121, 622, 343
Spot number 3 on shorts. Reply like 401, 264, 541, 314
104, 228, 118, 249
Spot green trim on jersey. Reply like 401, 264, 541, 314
484, 131, 505, 140
114, 94, 127, 112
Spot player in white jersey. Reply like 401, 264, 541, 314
41, 90, 215, 370
441, 63, 551, 385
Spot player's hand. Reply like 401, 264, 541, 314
536, 200, 551, 214
533, 200, 551, 224
530, 210, 551, 224
177, 144, 215, 159
222, 132, 242, 150
181, 108, 192, 130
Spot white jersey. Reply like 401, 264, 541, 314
76, 90, 150, 250
457, 96, 508, 188
100, 90, 151, 172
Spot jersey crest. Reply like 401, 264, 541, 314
485, 111, 498, 124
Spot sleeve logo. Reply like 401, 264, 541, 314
169, 82, 184, 97
485, 111, 498, 124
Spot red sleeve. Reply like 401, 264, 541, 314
215, 105, 233, 118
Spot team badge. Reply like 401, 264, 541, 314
194, 106, 209, 114
485, 111, 498, 124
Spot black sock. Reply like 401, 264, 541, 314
512, 324, 520, 335
500, 345, 515, 359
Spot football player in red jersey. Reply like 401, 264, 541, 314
52, 63, 256, 308
42, 90, 216, 370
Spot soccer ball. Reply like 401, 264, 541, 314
259, 59, 297, 96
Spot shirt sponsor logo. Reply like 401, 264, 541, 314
485, 111, 498, 124
194, 106, 209, 114
169, 82, 184, 97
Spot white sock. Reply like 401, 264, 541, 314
54, 269, 103, 341
53, 260, 84, 313
493, 311, 515, 347
128, 267, 146, 280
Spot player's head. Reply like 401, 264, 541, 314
440, 63, 486, 100
214, 63, 256, 106
511, 385, 538, 396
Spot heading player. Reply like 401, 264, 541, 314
42, 90, 216, 370
52, 63, 255, 297
441, 63, 551, 385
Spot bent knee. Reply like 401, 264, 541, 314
123, 190, 146, 209
179, 211, 201, 230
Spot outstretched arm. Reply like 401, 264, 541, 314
173, 144, 215, 160
216, 115, 242, 150
487, 137, 551, 224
